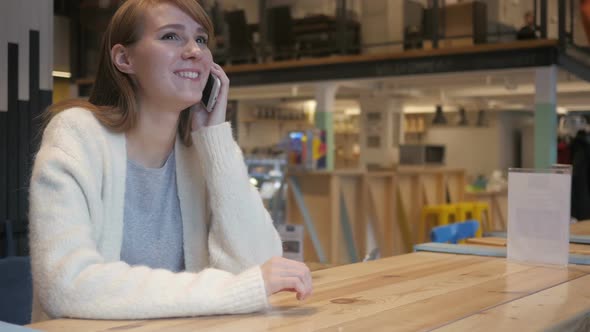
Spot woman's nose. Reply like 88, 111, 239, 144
182, 40, 202, 60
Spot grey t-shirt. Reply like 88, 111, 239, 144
120, 151, 185, 272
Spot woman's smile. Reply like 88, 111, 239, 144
174, 70, 201, 81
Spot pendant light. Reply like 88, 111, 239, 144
456, 107, 468, 126
476, 109, 488, 127
432, 105, 447, 125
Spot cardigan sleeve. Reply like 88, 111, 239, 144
28, 115, 269, 320
191, 122, 283, 274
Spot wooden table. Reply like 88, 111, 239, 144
466, 237, 590, 255
28, 252, 590, 331
571, 220, 590, 236
486, 221, 590, 245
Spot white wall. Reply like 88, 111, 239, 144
0, 0, 53, 110
497, 111, 534, 170
425, 124, 501, 178
422, 110, 534, 178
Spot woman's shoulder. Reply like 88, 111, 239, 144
44, 106, 119, 144
41, 106, 123, 161
47, 106, 103, 132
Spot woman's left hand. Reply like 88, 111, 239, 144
191, 62, 229, 131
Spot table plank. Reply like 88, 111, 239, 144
312, 265, 585, 331
28, 253, 590, 332
466, 237, 590, 255
433, 274, 590, 332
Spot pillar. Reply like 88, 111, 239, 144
534, 66, 557, 169
314, 83, 338, 170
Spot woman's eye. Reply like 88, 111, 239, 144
162, 33, 180, 40
196, 36, 208, 44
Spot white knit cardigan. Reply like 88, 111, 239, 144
28, 107, 283, 321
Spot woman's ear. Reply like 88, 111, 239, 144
111, 44, 134, 74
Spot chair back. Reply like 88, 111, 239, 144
0, 220, 32, 325
431, 220, 480, 244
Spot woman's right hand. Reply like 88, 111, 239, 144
260, 257, 313, 301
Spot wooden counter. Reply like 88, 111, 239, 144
29, 252, 590, 332
465, 189, 507, 231
286, 167, 466, 264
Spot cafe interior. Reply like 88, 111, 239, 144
2, 0, 590, 330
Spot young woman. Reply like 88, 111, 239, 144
29, 0, 312, 322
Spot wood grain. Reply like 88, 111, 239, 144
28, 252, 590, 332
433, 274, 590, 332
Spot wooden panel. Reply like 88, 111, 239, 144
329, 175, 340, 264
287, 169, 466, 264
465, 189, 508, 231
419, 173, 438, 206
366, 175, 392, 256
28, 253, 589, 332
286, 174, 332, 263
344, 176, 365, 261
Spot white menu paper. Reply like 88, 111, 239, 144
507, 167, 571, 266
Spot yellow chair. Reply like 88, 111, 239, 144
473, 202, 492, 232
454, 202, 482, 237
420, 204, 458, 243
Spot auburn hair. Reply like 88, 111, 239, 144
45, 0, 214, 147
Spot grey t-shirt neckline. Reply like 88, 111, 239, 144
121, 150, 185, 272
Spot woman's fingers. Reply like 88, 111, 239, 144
261, 257, 313, 300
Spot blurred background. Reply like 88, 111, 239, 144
3, 0, 590, 263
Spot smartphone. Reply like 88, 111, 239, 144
201, 73, 221, 112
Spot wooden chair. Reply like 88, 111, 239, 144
454, 202, 483, 237
419, 204, 458, 243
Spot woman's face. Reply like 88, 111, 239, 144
125, 3, 213, 111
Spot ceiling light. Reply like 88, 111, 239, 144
52, 70, 71, 78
